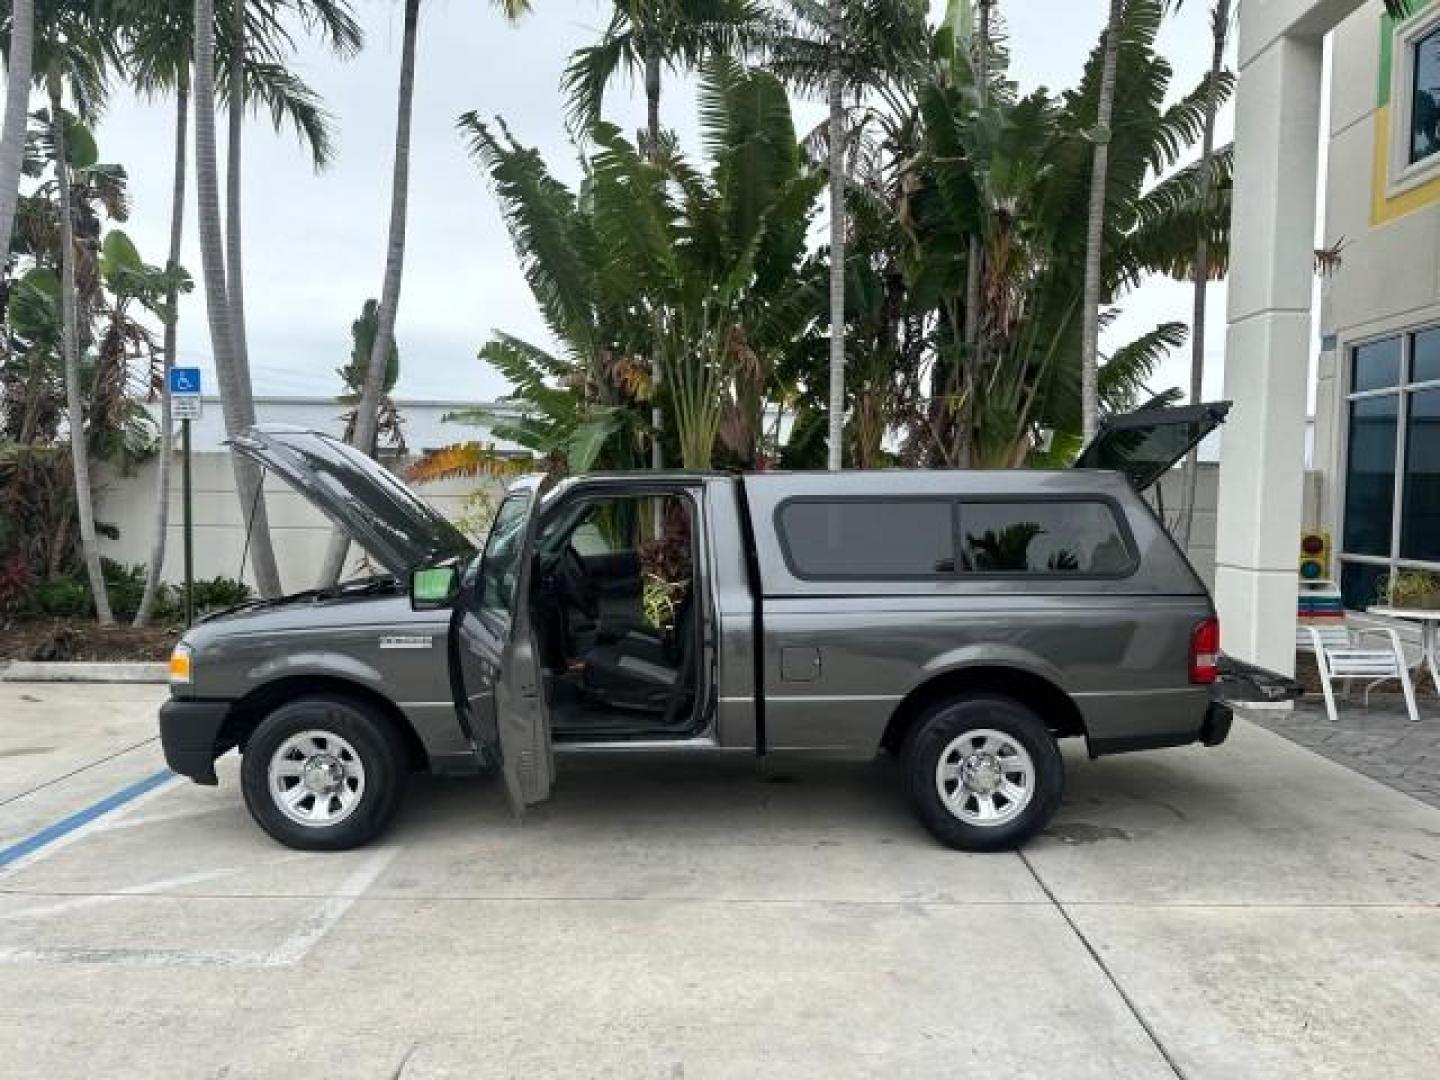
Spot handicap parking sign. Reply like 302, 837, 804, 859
169, 367, 202, 395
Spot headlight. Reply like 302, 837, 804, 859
168, 642, 193, 685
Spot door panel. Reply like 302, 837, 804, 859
453, 478, 554, 811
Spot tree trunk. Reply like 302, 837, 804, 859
136, 77, 190, 627
0, 0, 34, 258
49, 70, 113, 624
644, 41, 664, 474
193, 0, 283, 597
318, 0, 420, 585
1080, 0, 1124, 446
825, 0, 846, 471
1176, 0, 1230, 550
227, 0, 250, 372
958, 0, 993, 469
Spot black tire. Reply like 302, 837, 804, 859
240, 694, 408, 851
900, 693, 1063, 852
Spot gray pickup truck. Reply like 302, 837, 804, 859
161, 403, 1242, 853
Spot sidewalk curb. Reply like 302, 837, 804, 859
0, 662, 168, 684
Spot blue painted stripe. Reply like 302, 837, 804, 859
0, 769, 174, 869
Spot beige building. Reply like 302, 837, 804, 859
1216, 0, 1440, 671
1313, 0, 1440, 612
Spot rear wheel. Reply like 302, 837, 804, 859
241, 695, 407, 851
901, 694, 1063, 852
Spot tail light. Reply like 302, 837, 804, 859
1190, 617, 1220, 684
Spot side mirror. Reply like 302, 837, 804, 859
410, 564, 459, 610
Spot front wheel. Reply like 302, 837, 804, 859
901, 694, 1063, 852
241, 695, 407, 851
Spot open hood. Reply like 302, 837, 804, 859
1072, 401, 1231, 492
230, 426, 475, 577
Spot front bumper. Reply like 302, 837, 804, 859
159, 698, 233, 785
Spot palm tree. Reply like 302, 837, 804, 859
564, 0, 768, 152
893, 0, 1230, 466
191, 0, 282, 598
48, 89, 110, 623
317, 0, 421, 585
565, 0, 769, 474
186, 0, 354, 599
1080, 0, 1125, 445
764, 0, 930, 466
26, 1, 122, 622
1173, 0, 1230, 549
319, 0, 527, 584
120, 0, 348, 618
222, 0, 359, 407
0, 0, 35, 259
824, 0, 844, 469
120, 0, 190, 625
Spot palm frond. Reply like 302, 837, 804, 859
218, 58, 336, 169
1099, 320, 1187, 411
404, 442, 529, 484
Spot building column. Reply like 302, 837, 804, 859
1215, 32, 1325, 674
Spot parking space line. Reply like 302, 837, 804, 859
0, 857, 309, 922
262, 846, 398, 967
0, 770, 177, 872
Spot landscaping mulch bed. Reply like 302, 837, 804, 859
0, 619, 180, 662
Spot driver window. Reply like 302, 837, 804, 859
477, 493, 531, 621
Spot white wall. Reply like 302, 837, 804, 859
94, 453, 501, 592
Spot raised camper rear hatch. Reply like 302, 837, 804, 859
1071, 401, 1231, 492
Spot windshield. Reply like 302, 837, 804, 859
477, 493, 533, 621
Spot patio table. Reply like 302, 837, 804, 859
1367, 606, 1440, 694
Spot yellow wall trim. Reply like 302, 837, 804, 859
1371, 104, 1440, 224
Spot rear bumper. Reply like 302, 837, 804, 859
1084, 694, 1232, 757
159, 698, 233, 785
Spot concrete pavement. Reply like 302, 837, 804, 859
0, 683, 1437, 1078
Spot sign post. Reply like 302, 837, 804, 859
169, 367, 202, 627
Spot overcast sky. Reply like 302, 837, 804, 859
78, 0, 1236, 407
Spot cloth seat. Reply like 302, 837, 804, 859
582, 594, 693, 714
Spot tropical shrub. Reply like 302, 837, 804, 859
188, 576, 253, 615
32, 576, 90, 617
0, 552, 38, 616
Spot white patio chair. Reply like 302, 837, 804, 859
1296, 622, 1420, 724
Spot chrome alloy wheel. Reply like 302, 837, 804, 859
268, 730, 366, 827
934, 728, 1035, 827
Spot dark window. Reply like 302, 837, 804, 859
1415, 327, 1440, 383
1401, 388, 1440, 562
478, 493, 532, 618
1411, 26, 1440, 164
1340, 561, 1388, 612
1342, 396, 1399, 557
959, 501, 1132, 575
778, 500, 954, 577
1352, 337, 1403, 392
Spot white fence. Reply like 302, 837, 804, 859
95, 452, 499, 592
97, 453, 1237, 593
